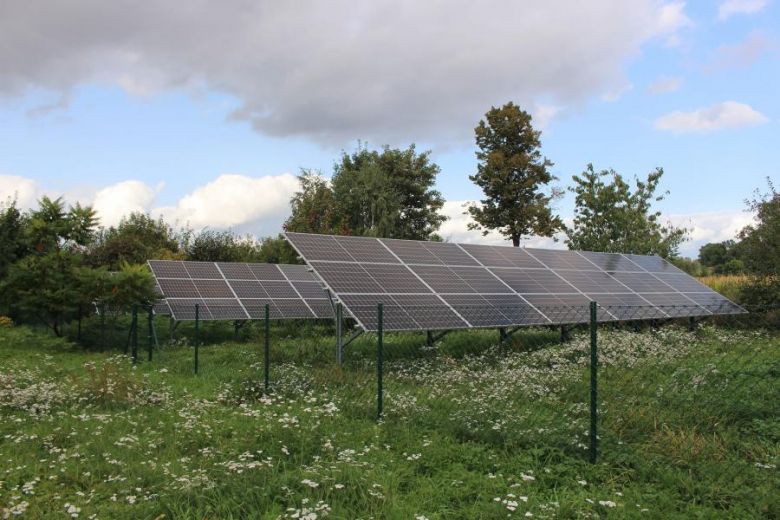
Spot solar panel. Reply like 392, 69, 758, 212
148, 260, 333, 321
284, 233, 745, 332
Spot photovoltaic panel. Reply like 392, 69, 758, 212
382, 238, 444, 265
555, 270, 631, 294
652, 273, 712, 292
578, 251, 642, 272
490, 268, 576, 294
148, 260, 333, 321
624, 254, 684, 274
525, 248, 597, 271
249, 264, 287, 281
217, 262, 254, 280
284, 233, 745, 332
362, 264, 431, 293
422, 242, 481, 267
608, 271, 674, 293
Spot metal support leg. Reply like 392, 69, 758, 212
427, 331, 433, 347
499, 327, 507, 348
336, 303, 343, 364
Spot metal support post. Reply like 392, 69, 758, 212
147, 306, 154, 361
131, 304, 138, 363
264, 304, 270, 391
336, 303, 343, 364
194, 304, 199, 374
589, 301, 598, 463
377, 303, 384, 421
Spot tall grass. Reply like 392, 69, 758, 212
698, 275, 748, 302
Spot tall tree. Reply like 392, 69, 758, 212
284, 169, 338, 234
327, 143, 447, 239
0, 197, 27, 280
85, 212, 182, 269
565, 164, 687, 257
1, 197, 98, 335
737, 179, 779, 305
467, 102, 563, 246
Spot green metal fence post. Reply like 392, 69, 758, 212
131, 304, 138, 364
589, 300, 598, 463
147, 306, 154, 362
194, 304, 199, 375
77, 302, 82, 342
336, 303, 343, 364
377, 303, 384, 421
100, 302, 106, 352
264, 304, 270, 392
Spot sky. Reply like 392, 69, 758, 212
0, 0, 777, 258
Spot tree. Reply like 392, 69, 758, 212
565, 164, 687, 257
255, 235, 303, 264
737, 179, 779, 305
324, 143, 447, 239
1, 197, 98, 335
80, 263, 159, 319
467, 102, 563, 246
182, 229, 262, 262
284, 169, 338, 234
0, 197, 27, 280
738, 179, 779, 276
85, 212, 182, 269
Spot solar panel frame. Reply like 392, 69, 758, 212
149, 260, 333, 321
283, 233, 746, 332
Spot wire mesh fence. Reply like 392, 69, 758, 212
20, 298, 778, 514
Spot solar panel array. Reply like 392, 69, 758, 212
148, 260, 332, 321
284, 233, 744, 332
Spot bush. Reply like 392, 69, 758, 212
0, 316, 12, 328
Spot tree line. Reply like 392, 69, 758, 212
1, 102, 777, 335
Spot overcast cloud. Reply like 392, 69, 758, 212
0, 1, 690, 146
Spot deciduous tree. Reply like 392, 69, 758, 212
467, 102, 563, 246
565, 164, 687, 257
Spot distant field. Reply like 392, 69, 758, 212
698, 275, 749, 302
1, 320, 777, 519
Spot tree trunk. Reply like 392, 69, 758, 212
512, 235, 520, 247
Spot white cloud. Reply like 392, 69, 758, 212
154, 173, 299, 233
654, 101, 768, 133
601, 82, 634, 102
92, 180, 161, 227
670, 210, 754, 257
438, 201, 564, 249
0, 174, 40, 208
0, 171, 298, 236
533, 104, 563, 132
705, 30, 778, 72
646, 76, 683, 94
0, 1, 690, 146
717, 0, 768, 20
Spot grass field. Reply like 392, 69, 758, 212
698, 275, 750, 303
1, 318, 778, 519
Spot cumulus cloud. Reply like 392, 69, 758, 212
533, 104, 564, 132
92, 180, 161, 227
705, 30, 778, 72
0, 171, 298, 236
646, 76, 683, 94
154, 173, 299, 234
438, 201, 564, 249
0, 1, 690, 145
654, 101, 768, 133
0, 174, 40, 208
601, 82, 634, 102
670, 210, 754, 257
717, 0, 767, 20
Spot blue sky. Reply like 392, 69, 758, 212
0, 0, 777, 257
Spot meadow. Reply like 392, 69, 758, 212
0, 314, 777, 519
